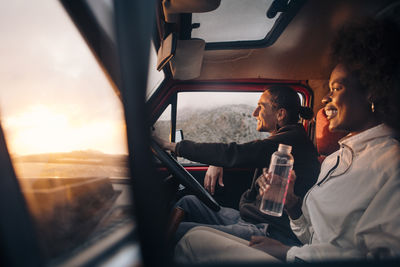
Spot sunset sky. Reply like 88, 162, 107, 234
0, 0, 130, 155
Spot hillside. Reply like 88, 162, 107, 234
13, 150, 128, 166
153, 104, 269, 143
12, 150, 130, 179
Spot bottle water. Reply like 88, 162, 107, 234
260, 144, 294, 217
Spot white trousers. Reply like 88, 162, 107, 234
175, 226, 281, 265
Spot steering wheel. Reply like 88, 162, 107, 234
151, 141, 220, 211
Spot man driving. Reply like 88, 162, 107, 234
156, 85, 320, 245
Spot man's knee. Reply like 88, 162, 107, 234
176, 195, 201, 211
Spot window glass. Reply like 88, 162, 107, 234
176, 92, 269, 164
192, 0, 278, 43
153, 104, 172, 140
85, 0, 164, 100
0, 0, 134, 262
86, 0, 115, 42
146, 43, 165, 99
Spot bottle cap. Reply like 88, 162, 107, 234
278, 144, 292, 154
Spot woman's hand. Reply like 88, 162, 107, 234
256, 168, 270, 196
204, 166, 224, 195
284, 171, 303, 220
249, 236, 290, 261
257, 170, 302, 219
284, 170, 299, 208
152, 136, 177, 153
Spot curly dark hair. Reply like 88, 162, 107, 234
330, 18, 400, 131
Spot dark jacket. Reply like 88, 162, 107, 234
176, 123, 320, 238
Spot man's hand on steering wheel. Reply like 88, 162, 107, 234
204, 166, 224, 195
150, 137, 221, 211
153, 135, 177, 153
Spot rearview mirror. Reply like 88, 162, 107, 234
175, 130, 184, 142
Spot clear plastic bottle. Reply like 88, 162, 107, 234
259, 144, 294, 217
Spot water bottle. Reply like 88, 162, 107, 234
259, 144, 294, 217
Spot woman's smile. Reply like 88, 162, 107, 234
324, 105, 338, 120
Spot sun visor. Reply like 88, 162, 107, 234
169, 39, 205, 80
162, 0, 221, 23
157, 33, 177, 71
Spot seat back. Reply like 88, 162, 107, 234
315, 108, 347, 162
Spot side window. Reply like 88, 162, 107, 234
146, 42, 165, 100
153, 104, 172, 140
176, 92, 269, 164
0, 1, 133, 262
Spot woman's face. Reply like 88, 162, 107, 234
323, 64, 373, 134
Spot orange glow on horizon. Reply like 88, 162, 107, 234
3, 105, 128, 156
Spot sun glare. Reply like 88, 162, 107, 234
3, 105, 128, 156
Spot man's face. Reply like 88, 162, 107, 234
252, 91, 278, 133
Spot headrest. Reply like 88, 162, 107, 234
315, 108, 347, 156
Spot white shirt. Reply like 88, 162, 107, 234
287, 124, 400, 262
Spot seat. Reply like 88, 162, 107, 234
315, 108, 347, 163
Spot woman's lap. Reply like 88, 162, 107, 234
175, 227, 281, 264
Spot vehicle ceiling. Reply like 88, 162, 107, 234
170, 0, 397, 81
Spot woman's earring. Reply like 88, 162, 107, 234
371, 102, 375, 113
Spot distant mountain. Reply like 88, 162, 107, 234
153, 104, 269, 143
13, 150, 128, 166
